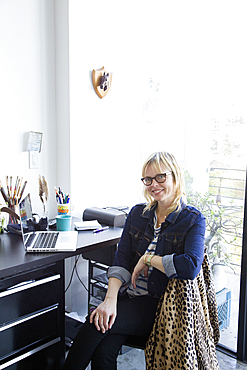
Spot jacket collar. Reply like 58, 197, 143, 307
166, 201, 185, 224
141, 199, 186, 225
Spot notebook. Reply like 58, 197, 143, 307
74, 220, 102, 231
19, 194, 77, 252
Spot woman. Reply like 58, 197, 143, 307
62, 151, 207, 370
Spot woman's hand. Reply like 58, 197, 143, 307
132, 255, 166, 289
90, 277, 122, 333
131, 255, 149, 289
90, 296, 117, 333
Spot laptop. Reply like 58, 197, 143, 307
19, 194, 77, 252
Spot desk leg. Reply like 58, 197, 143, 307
60, 259, 66, 369
88, 259, 92, 314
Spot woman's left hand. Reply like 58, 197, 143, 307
131, 255, 149, 289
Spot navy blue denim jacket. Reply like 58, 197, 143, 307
108, 201, 206, 298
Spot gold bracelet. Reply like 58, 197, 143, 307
143, 254, 148, 265
146, 254, 154, 266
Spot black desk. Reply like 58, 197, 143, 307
0, 227, 122, 279
0, 227, 122, 370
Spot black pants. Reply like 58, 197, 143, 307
62, 294, 159, 370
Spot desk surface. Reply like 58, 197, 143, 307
0, 227, 122, 280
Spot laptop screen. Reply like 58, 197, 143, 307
19, 194, 39, 248
19, 193, 49, 234
19, 194, 32, 225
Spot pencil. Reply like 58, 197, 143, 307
18, 180, 27, 202
17, 177, 23, 199
10, 176, 12, 199
6, 176, 10, 198
0, 180, 9, 204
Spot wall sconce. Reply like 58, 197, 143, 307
92, 66, 112, 99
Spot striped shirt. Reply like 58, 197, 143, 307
127, 213, 161, 297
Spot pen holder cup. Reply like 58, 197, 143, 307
57, 204, 70, 215
56, 215, 72, 231
7, 205, 20, 224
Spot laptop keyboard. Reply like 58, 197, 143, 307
24, 232, 35, 248
26, 232, 59, 249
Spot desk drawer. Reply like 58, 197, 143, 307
0, 338, 61, 370
0, 274, 60, 326
0, 305, 59, 360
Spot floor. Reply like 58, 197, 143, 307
116, 348, 247, 369
84, 347, 247, 369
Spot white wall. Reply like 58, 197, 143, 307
54, 0, 71, 199
69, 1, 189, 216
0, 0, 70, 219
69, 1, 247, 217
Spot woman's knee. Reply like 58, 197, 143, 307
91, 333, 128, 370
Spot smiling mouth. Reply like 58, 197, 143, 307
153, 189, 163, 195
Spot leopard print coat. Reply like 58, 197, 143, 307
145, 252, 220, 369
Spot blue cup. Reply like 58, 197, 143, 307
56, 215, 71, 231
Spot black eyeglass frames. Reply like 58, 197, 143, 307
141, 172, 172, 186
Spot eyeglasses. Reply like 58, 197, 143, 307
141, 172, 172, 186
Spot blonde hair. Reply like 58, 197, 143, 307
142, 151, 185, 214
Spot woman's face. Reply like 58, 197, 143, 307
144, 164, 175, 206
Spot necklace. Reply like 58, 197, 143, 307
156, 215, 167, 227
